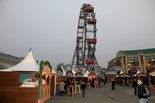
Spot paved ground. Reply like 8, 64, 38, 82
46, 85, 155, 103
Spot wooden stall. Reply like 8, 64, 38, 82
0, 50, 56, 103
38, 61, 56, 103
0, 72, 39, 103
0, 50, 40, 103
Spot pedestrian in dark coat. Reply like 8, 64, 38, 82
137, 78, 148, 103
80, 80, 87, 97
111, 79, 115, 90
133, 79, 138, 95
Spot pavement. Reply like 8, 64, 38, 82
46, 85, 155, 103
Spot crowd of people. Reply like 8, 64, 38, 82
56, 76, 151, 103
56, 77, 106, 97
88, 78, 106, 88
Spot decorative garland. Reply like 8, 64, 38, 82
38, 60, 43, 100
38, 60, 52, 100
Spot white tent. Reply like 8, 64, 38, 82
52, 68, 57, 74
83, 70, 90, 77
136, 69, 141, 74
150, 72, 155, 76
61, 66, 66, 76
133, 70, 140, 76
115, 75, 119, 77
0, 50, 39, 72
72, 68, 76, 76
133, 69, 141, 76
133, 69, 147, 77
119, 70, 124, 75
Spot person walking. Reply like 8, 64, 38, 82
111, 79, 115, 90
137, 78, 149, 103
59, 80, 65, 96
133, 79, 138, 95
80, 80, 87, 97
103, 79, 106, 86
98, 78, 101, 87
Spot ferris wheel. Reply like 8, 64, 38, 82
71, 4, 99, 71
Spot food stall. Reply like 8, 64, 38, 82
0, 50, 39, 103
0, 50, 56, 103
38, 61, 56, 103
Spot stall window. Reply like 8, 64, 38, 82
19, 74, 34, 84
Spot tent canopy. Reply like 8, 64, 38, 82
150, 72, 155, 76
0, 50, 39, 72
119, 70, 124, 75
119, 73, 130, 77
83, 70, 90, 77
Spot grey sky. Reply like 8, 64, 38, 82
0, 0, 155, 68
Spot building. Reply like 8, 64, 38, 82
0, 52, 23, 69
107, 48, 155, 85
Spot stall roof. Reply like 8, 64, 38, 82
150, 72, 155, 76
83, 70, 90, 77
0, 50, 39, 72
116, 48, 155, 57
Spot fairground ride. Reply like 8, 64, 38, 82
71, 4, 99, 72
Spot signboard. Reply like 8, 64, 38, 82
43, 65, 51, 72
75, 72, 83, 77
66, 71, 73, 77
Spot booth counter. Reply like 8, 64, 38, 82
0, 50, 56, 103
0, 72, 39, 103
0, 72, 55, 103
17, 87, 39, 103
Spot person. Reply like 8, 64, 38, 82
91, 78, 95, 87
137, 78, 148, 103
87, 80, 91, 88
80, 80, 87, 97
111, 79, 115, 90
103, 79, 106, 86
98, 78, 101, 87
59, 80, 65, 96
120, 79, 123, 86
64, 80, 67, 94
95, 79, 99, 88
126, 79, 129, 87
133, 79, 138, 95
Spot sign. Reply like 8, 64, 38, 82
43, 65, 52, 72
75, 73, 83, 77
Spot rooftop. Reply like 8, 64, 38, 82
116, 48, 155, 57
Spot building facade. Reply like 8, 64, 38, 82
107, 48, 155, 85
0, 52, 23, 69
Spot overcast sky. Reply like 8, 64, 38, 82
0, 0, 155, 68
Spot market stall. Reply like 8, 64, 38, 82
0, 50, 56, 103
0, 50, 39, 103
38, 61, 56, 103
